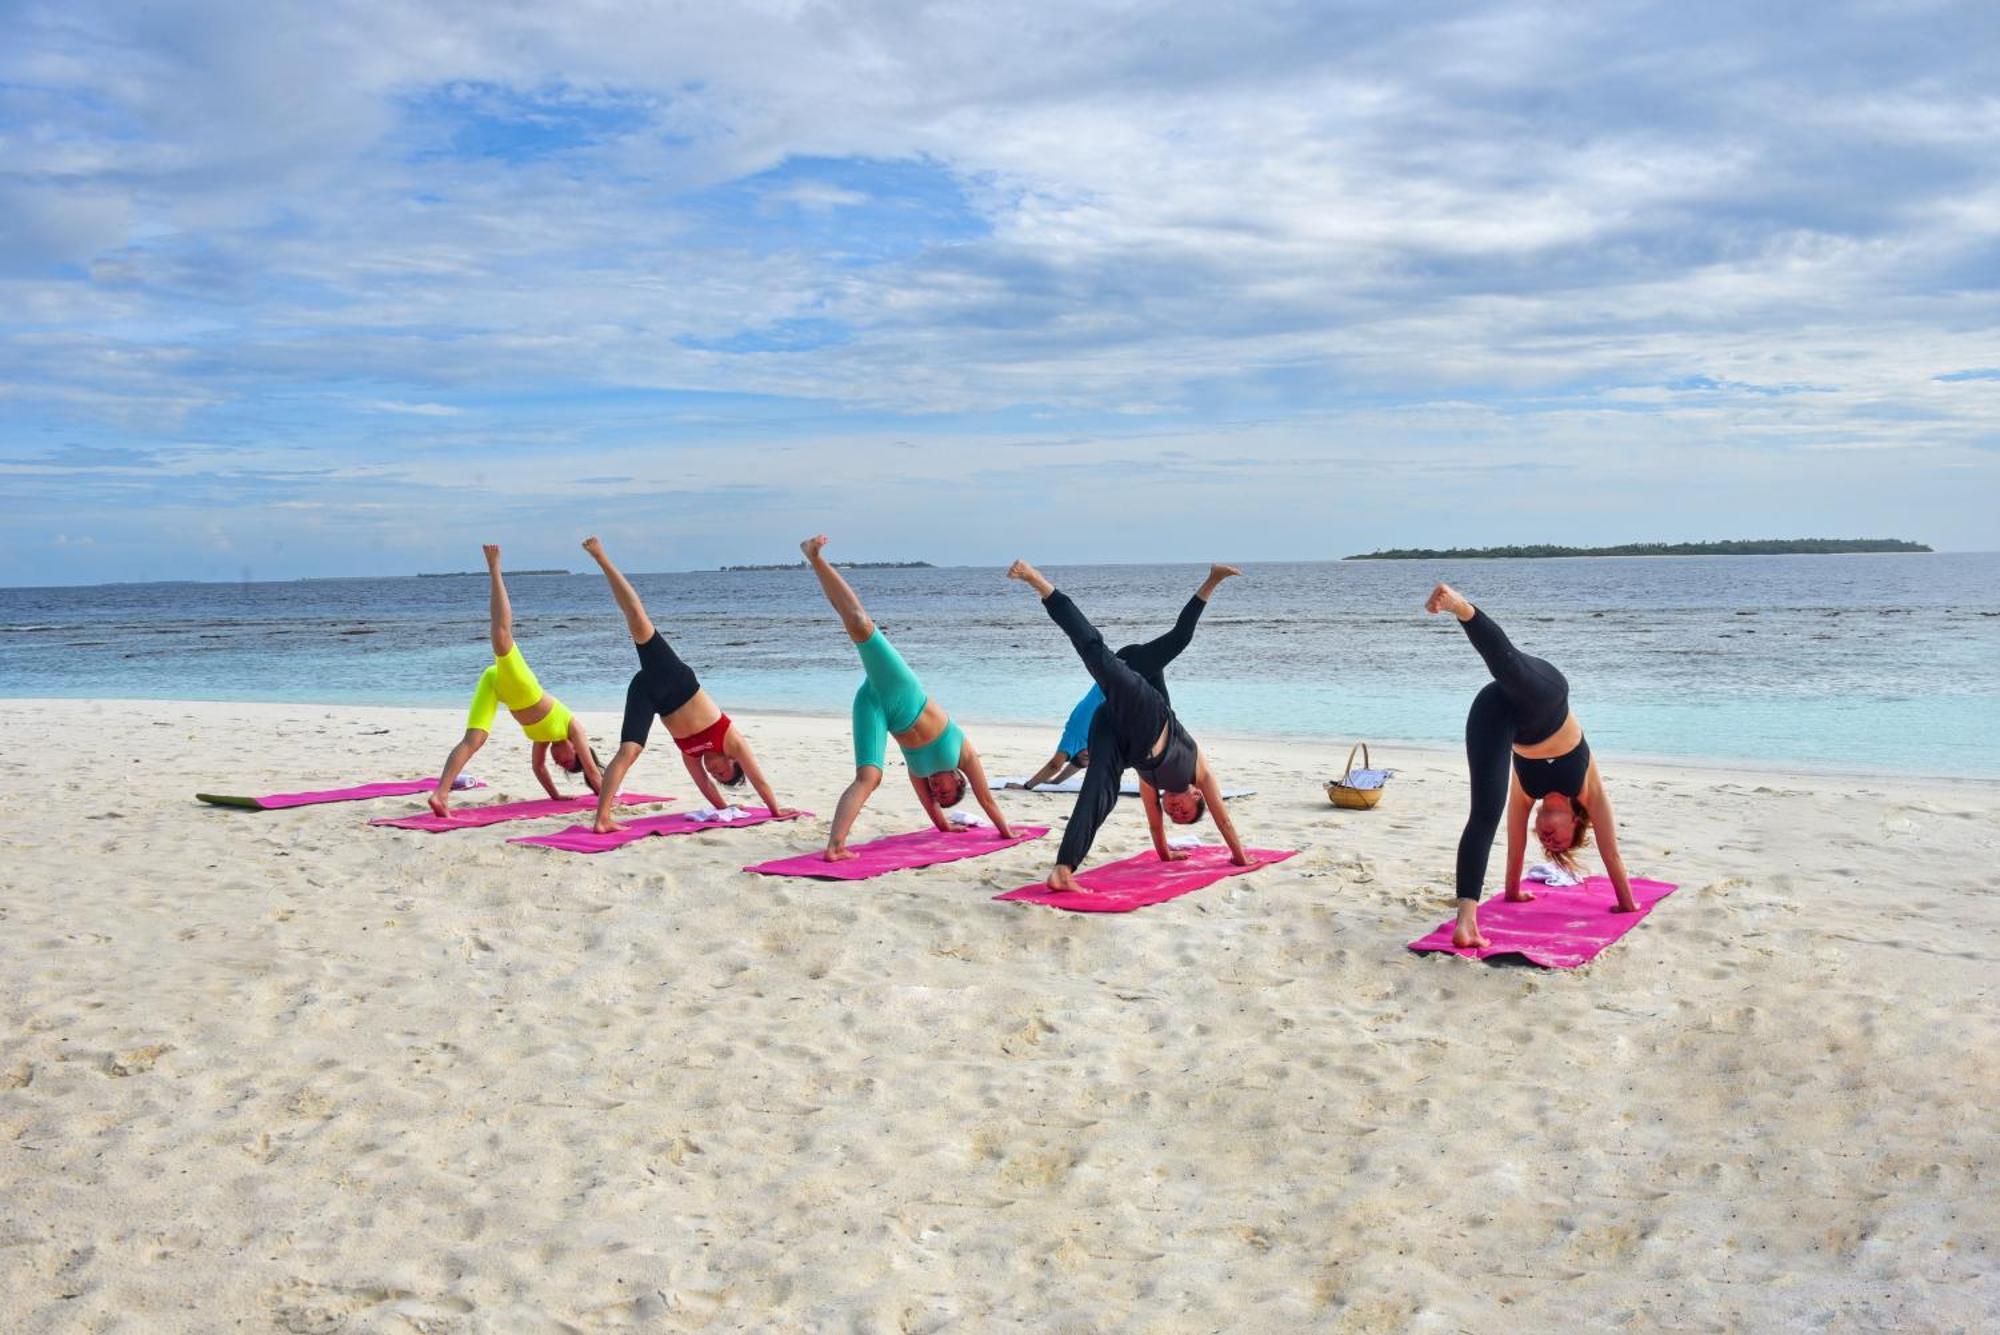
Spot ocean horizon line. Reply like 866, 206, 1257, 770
0, 546, 1985, 594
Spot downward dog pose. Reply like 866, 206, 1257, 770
428, 545, 603, 818
801, 535, 1015, 860
1427, 581, 1637, 948
582, 537, 792, 834
1007, 559, 1250, 891
1020, 565, 1242, 788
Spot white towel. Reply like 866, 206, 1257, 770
1526, 861, 1581, 887
946, 810, 990, 829
1167, 835, 1207, 852
689, 805, 747, 823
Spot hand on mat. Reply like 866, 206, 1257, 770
1159, 847, 1190, 862
1504, 886, 1537, 902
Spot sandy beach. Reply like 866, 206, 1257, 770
2, 697, 1996, 1331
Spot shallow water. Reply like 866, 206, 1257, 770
4, 553, 1997, 775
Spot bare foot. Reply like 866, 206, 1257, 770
592, 816, 627, 835
1046, 866, 1082, 893
1426, 581, 1472, 619
483, 544, 501, 565
1007, 559, 1053, 596
823, 844, 856, 862
427, 792, 452, 820
1451, 901, 1489, 949
1209, 563, 1243, 582
801, 534, 829, 562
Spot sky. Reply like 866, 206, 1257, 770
1, 0, 1996, 585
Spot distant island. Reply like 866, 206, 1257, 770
417, 568, 571, 577
1343, 539, 1931, 560
721, 560, 934, 572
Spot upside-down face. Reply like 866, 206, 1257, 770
1161, 789, 1206, 825
926, 769, 968, 808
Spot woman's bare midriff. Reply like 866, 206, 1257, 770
1513, 711, 1583, 760
892, 698, 950, 750
662, 688, 723, 740
510, 695, 556, 728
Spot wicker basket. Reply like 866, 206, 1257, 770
1326, 743, 1386, 809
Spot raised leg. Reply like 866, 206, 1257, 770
485, 545, 514, 657
583, 536, 655, 643
802, 535, 875, 643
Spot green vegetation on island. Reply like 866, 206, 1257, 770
1343, 539, 1931, 561
721, 560, 935, 572
417, 568, 572, 577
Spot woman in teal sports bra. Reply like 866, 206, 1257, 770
801, 534, 1015, 861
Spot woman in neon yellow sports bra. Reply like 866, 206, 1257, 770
801, 534, 1015, 861
427, 544, 604, 819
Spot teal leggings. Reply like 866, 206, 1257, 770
851, 629, 964, 777
853, 630, 927, 768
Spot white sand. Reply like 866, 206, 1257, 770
2, 698, 1996, 1331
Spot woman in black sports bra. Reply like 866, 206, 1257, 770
1427, 582, 1637, 949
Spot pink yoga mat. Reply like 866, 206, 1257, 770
996, 845, 1297, 913
509, 806, 807, 854
371, 792, 673, 832
1407, 875, 1677, 969
743, 824, 1050, 881
197, 778, 486, 810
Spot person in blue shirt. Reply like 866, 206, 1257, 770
1018, 564, 1242, 789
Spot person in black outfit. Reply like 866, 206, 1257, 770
1019, 563, 1244, 788
1427, 581, 1638, 948
1007, 559, 1251, 891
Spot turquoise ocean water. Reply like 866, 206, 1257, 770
4, 554, 1997, 777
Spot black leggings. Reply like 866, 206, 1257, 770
1454, 609, 1571, 901
1114, 593, 1206, 704
1045, 590, 1196, 869
620, 632, 702, 749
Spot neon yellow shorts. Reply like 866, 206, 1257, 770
467, 646, 573, 742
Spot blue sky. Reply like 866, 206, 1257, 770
1, 0, 1995, 584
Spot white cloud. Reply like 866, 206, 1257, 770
1, 0, 1996, 579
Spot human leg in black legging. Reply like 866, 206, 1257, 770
1117, 595, 1204, 699
1042, 589, 1171, 755
1458, 607, 1569, 743
1115, 563, 1240, 697
1054, 706, 1127, 872
1455, 683, 1515, 903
